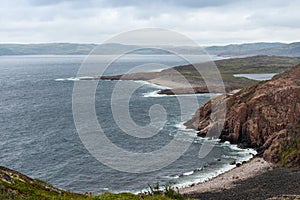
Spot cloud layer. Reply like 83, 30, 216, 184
0, 0, 299, 45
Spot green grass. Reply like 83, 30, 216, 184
0, 172, 193, 200
173, 55, 300, 74
166, 55, 300, 90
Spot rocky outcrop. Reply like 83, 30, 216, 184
186, 65, 300, 167
263, 121, 300, 167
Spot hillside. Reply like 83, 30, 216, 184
0, 43, 97, 55
185, 65, 300, 167
2, 42, 300, 56
206, 42, 300, 57
206, 42, 285, 56
0, 43, 203, 55
0, 166, 188, 200
98, 55, 300, 94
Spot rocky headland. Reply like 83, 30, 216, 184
185, 65, 300, 167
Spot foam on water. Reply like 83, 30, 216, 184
55, 76, 96, 81
165, 120, 257, 190
173, 163, 236, 189
143, 90, 168, 98
169, 148, 256, 190
182, 171, 194, 176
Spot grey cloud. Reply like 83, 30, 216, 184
0, 0, 299, 44
27, 0, 241, 9
100, 0, 240, 8
28, 0, 86, 6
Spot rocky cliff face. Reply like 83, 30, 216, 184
186, 65, 300, 167
263, 120, 300, 167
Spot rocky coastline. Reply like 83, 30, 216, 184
178, 65, 300, 199
1, 57, 300, 199
185, 65, 300, 167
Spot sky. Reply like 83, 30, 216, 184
1, 0, 300, 45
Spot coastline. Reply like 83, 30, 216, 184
170, 122, 257, 191
180, 158, 300, 199
179, 157, 273, 194
140, 79, 263, 195
166, 80, 271, 196
57, 74, 298, 197
139, 79, 263, 193
177, 66, 300, 198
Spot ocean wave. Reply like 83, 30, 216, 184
226, 143, 257, 155
55, 76, 95, 81
182, 171, 194, 176
160, 140, 256, 190
170, 175, 180, 179
160, 175, 180, 179
134, 80, 170, 89
175, 122, 197, 133
173, 163, 236, 189
143, 90, 168, 98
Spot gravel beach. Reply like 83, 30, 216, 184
180, 158, 300, 200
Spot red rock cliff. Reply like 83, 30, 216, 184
185, 65, 300, 166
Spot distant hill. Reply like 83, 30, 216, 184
206, 42, 300, 57
205, 42, 285, 56
254, 42, 300, 57
0, 43, 97, 55
0, 43, 203, 55
1, 42, 300, 56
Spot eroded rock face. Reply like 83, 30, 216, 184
186, 65, 300, 166
263, 122, 300, 167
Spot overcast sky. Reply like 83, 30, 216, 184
1, 0, 300, 45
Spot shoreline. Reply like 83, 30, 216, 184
181, 159, 300, 199
179, 157, 273, 195
57, 76, 290, 197
170, 122, 257, 191
139, 79, 262, 194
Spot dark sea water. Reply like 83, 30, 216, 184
0, 55, 255, 194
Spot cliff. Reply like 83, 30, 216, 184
185, 65, 300, 167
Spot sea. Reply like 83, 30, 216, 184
233, 73, 276, 81
0, 54, 256, 194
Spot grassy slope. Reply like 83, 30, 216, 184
163, 55, 300, 89
0, 179, 187, 200
0, 166, 191, 200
